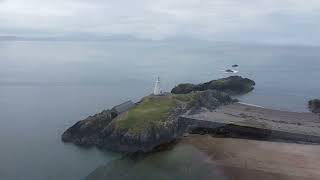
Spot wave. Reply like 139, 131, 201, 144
220, 69, 239, 73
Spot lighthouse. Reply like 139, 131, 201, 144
153, 77, 162, 95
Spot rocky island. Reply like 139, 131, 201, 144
171, 75, 254, 95
62, 76, 254, 153
62, 76, 320, 154
309, 99, 320, 114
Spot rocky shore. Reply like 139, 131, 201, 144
62, 76, 255, 153
171, 76, 255, 95
309, 99, 320, 114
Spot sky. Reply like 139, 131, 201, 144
1, 0, 320, 45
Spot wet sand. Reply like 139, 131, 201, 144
182, 135, 320, 180
86, 135, 320, 180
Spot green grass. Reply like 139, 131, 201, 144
214, 79, 225, 85
173, 93, 195, 102
116, 96, 177, 134
173, 92, 200, 108
116, 93, 206, 134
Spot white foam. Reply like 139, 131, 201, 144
221, 69, 239, 73
238, 102, 264, 108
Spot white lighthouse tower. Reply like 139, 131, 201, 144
153, 77, 162, 95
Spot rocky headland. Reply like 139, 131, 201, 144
62, 76, 255, 153
171, 76, 255, 95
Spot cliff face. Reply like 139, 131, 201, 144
97, 115, 181, 153
171, 76, 255, 95
61, 110, 113, 146
62, 76, 255, 153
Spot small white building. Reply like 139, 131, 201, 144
153, 77, 162, 95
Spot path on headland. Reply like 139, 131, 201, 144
180, 103, 320, 143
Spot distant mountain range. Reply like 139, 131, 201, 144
0, 34, 144, 42
2, 35, 315, 47
0, 34, 215, 43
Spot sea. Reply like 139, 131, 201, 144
0, 40, 319, 180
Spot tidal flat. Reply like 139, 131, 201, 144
86, 135, 320, 180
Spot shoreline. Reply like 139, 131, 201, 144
87, 135, 320, 180
180, 135, 320, 180
237, 102, 264, 108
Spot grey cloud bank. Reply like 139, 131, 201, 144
1, 0, 320, 45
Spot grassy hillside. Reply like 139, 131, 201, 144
116, 95, 177, 134
115, 91, 234, 134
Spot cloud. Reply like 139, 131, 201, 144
1, 0, 320, 44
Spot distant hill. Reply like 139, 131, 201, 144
0, 34, 144, 42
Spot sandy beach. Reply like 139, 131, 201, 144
182, 135, 320, 180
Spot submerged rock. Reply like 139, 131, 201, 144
309, 99, 320, 113
225, 69, 235, 73
171, 76, 255, 95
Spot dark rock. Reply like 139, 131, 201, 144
188, 90, 237, 114
171, 76, 255, 95
98, 118, 181, 153
225, 69, 234, 73
170, 83, 196, 94
308, 99, 320, 113
232, 64, 239, 67
61, 110, 113, 146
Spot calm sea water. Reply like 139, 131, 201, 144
0, 41, 319, 180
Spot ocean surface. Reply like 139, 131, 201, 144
0, 40, 319, 180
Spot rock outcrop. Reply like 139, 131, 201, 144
225, 69, 235, 73
97, 115, 181, 153
187, 90, 238, 114
309, 99, 320, 113
61, 110, 113, 146
171, 76, 255, 95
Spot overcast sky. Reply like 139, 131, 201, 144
1, 0, 320, 44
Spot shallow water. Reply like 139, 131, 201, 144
86, 136, 320, 180
0, 40, 320, 180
